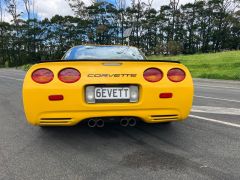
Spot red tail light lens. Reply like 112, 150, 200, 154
58, 68, 81, 83
143, 68, 163, 82
167, 68, 186, 82
32, 68, 54, 84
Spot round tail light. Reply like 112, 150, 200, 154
167, 68, 186, 82
143, 68, 163, 82
31, 68, 54, 84
58, 68, 81, 83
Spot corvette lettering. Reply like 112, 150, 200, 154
88, 74, 137, 77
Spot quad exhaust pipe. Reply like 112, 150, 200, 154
120, 117, 137, 127
96, 119, 104, 128
88, 119, 105, 128
128, 118, 137, 127
120, 118, 129, 127
88, 119, 97, 128
88, 117, 136, 127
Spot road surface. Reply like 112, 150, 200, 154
0, 68, 240, 180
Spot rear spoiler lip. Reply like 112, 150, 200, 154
39, 59, 180, 63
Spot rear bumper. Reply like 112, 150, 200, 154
23, 85, 193, 126
34, 108, 184, 126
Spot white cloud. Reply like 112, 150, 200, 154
142, 0, 195, 9
3, 13, 12, 23
2, 0, 194, 22
35, 0, 74, 19
2, 6, 13, 22
146, 0, 170, 8
34, 0, 194, 19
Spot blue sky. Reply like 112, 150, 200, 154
97, 0, 116, 3
1, 0, 194, 22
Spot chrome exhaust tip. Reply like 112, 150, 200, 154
96, 119, 104, 128
128, 118, 137, 127
88, 119, 97, 128
120, 118, 129, 127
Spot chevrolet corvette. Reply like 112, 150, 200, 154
22, 45, 194, 127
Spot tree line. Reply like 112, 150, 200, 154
0, 0, 239, 67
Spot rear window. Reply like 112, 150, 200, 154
62, 46, 146, 60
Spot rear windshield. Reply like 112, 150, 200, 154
62, 46, 146, 60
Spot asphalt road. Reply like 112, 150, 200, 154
0, 68, 240, 180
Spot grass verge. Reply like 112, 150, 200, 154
148, 50, 240, 80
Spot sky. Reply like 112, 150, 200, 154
1, 0, 194, 22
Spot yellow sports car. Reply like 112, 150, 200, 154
22, 45, 194, 127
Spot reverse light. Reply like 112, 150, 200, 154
32, 68, 54, 84
129, 85, 139, 102
143, 68, 163, 82
58, 68, 81, 83
86, 86, 95, 103
167, 68, 186, 82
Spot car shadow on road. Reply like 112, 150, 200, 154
32, 121, 221, 179
36, 121, 183, 149
39, 121, 174, 137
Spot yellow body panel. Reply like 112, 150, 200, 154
22, 61, 194, 126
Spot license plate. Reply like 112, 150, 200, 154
95, 87, 130, 100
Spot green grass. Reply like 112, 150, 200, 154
148, 50, 240, 80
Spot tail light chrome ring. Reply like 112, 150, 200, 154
143, 68, 163, 82
167, 68, 186, 82
31, 68, 54, 84
58, 68, 81, 83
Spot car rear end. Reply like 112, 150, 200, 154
22, 60, 194, 126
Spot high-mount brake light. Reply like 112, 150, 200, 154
31, 68, 54, 84
167, 68, 186, 82
58, 68, 81, 83
143, 68, 163, 82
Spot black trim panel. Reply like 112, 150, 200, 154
38, 59, 180, 63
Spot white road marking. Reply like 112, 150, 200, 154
192, 106, 240, 116
195, 95, 240, 103
189, 115, 240, 128
0, 75, 23, 81
196, 84, 240, 90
